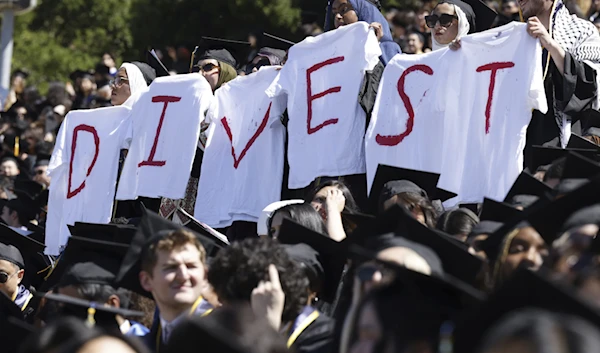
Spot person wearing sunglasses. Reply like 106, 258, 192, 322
427, 0, 475, 51
193, 49, 238, 92
110, 62, 156, 108
0, 243, 26, 307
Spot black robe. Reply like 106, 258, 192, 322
524, 51, 599, 170
290, 313, 336, 353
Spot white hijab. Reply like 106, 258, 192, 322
432, 4, 471, 51
120, 63, 149, 108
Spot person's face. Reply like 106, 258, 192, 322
1, 160, 20, 177
15, 107, 27, 120
269, 211, 286, 239
501, 227, 548, 277
431, 3, 459, 45
103, 54, 116, 69
310, 186, 338, 220
406, 34, 424, 53
12, 76, 25, 94
140, 243, 206, 313
110, 68, 131, 106
349, 302, 388, 353
33, 165, 51, 187
248, 34, 258, 47
502, 0, 519, 15
81, 78, 94, 94
333, 0, 360, 29
519, 0, 552, 19
0, 259, 23, 299
383, 195, 427, 226
197, 59, 220, 91
76, 336, 136, 353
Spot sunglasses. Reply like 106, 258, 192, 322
425, 13, 458, 28
193, 63, 220, 73
0, 271, 17, 284
109, 76, 129, 87
333, 3, 355, 17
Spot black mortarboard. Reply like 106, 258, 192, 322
283, 243, 324, 292
39, 292, 143, 331
0, 242, 24, 268
42, 236, 129, 291
528, 145, 600, 172
67, 222, 137, 245
262, 32, 296, 51
5, 190, 39, 222
177, 207, 230, 250
454, 267, 600, 353
560, 152, 600, 180
14, 179, 43, 198
528, 177, 600, 240
567, 133, 600, 151
370, 164, 457, 214
25, 222, 45, 244
146, 49, 171, 77
503, 172, 552, 202
69, 69, 87, 82
479, 198, 521, 222
507, 195, 539, 209
561, 204, 600, 234
131, 61, 156, 86
387, 205, 484, 285
116, 208, 219, 298
462, 0, 498, 31
0, 222, 45, 262
277, 219, 346, 303
196, 37, 251, 69
166, 312, 249, 353
341, 211, 376, 236
468, 220, 503, 239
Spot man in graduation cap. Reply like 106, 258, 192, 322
0, 243, 27, 308
520, 0, 600, 171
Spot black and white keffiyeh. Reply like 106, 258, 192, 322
550, 1, 600, 145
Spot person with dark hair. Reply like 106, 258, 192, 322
245, 47, 287, 75
379, 180, 439, 228
0, 156, 20, 177
436, 207, 480, 242
111, 62, 156, 108
207, 238, 334, 353
193, 48, 238, 92
267, 203, 328, 239
543, 157, 566, 188
405, 31, 426, 54
306, 180, 360, 241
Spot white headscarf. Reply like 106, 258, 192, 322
256, 200, 304, 236
120, 63, 149, 108
432, 5, 471, 51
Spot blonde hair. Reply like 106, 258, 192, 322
490, 228, 520, 289
141, 229, 206, 274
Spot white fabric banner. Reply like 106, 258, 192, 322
46, 106, 132, 255
116, 74, 214, 201
195, 66, 287, 227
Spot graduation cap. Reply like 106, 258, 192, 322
5, 190, 40, 223
453, 267, 600, 353
67, 222, 137, 245
257, 200, 305, 236
529, 145, 600, 172
13, 179, 44, 199
503, 172, 552, 202
116, 208, 222, 298
585, 127, 600, 138
262, 32, 296, 51
0, 242, 24, 268
561, 204, 600, 234
369, 164, 457, 214
195, 37, 251, 70
277, 219, 346, 303
41, 236, 129, 292
0, 222, 45, 264
24, 222, 45, 244
479, 198, 521, 222
468, 220, 503, 240
567, 133, 600, 150
177, 207, 229, 248
462, 0, 498, 32
146, 49, 171, 77
385, 205, 484, 285
39, 292, 144, 332
560, 152, 600, 180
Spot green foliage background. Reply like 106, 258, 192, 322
1, 0, 408, 93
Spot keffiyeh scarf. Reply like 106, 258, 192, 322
549, 1, 600, 145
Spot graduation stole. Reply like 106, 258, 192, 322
155, 295, 210, 352
286, 309, 320, 348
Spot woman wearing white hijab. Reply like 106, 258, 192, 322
427, 0, 475, 51
110, 61, 156, 107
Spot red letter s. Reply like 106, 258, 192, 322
67, 124, 100, 199
306, 56, 344, 135
376, 64, 434, 146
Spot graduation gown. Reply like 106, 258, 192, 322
288, 308, 335, 353
524, 51, 599, 170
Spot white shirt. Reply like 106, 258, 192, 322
195, 67, 287, 227
267, 22, 382, 189
438, 22, 547, 205
366, 49, 451, 194
116, 74, 214, 200
46, 106, 131, 255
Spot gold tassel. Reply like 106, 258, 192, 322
14, 136, 19, 157
189, 46, 199, 73
86, 307, 96, 328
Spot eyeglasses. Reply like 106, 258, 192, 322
193, 63, 220, 74
332, 3, 355, 17
425, 14, 458, 28
109, 76, 129, 87
0, 271, 17, 284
